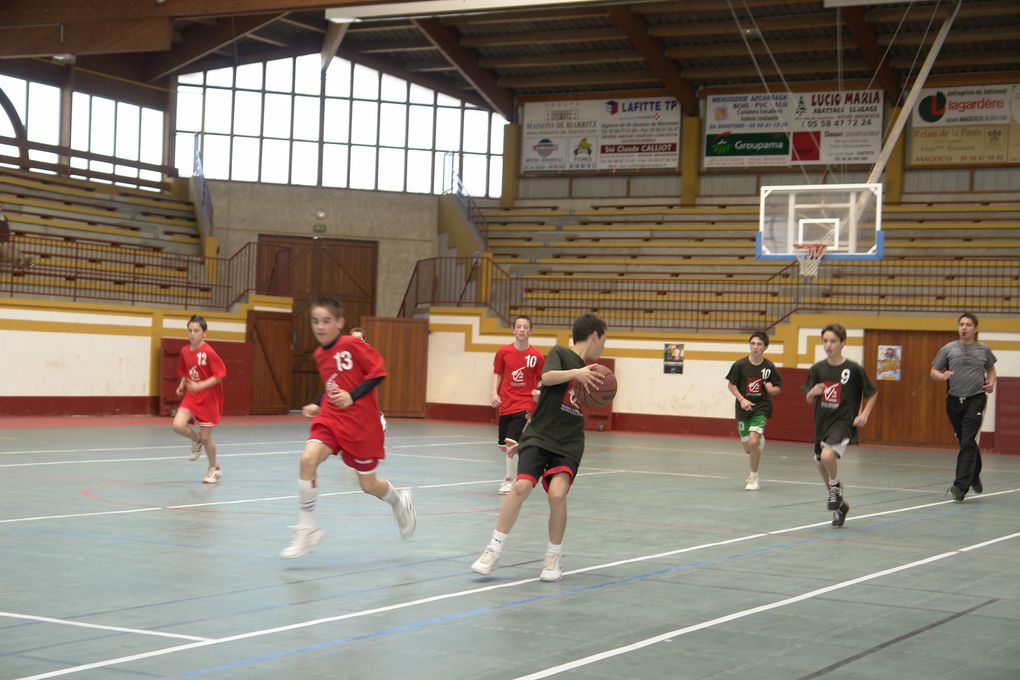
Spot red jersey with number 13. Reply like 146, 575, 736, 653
314, 335, 387, 436
493, 343, 545, 416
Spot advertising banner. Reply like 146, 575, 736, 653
909, 84, 1019, 165
704, 90, 883, 167
522, 98, 680, 172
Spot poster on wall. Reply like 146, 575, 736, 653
877, 345, 902, 381
664, 343, 684, 374
704, 90, 883, 168
909, 84, 1019, 165
521, 98, 681, 172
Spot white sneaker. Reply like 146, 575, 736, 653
394, 489, 416, 539
540, 552, 563, 582
745, 473, 760, 491
189, 439, 203, 461
202, 467, 222, 484
279, 526, 325, 559
471, 546, 501, 575
497, 479, 513, 495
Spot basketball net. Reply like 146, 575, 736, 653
793, 242, 826, 277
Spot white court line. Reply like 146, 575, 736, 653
0, 440, 493, 468
14, 489, 1019, 680
514, 530, 1020, 680
0, 434, 484, 456
0, 471, 621, 524
0, 612, 211, 642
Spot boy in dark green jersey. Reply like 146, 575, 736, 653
471, 313, 608, 582
725, 331, 782, 491
803, 323, 878, 527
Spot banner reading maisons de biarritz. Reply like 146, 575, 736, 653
704, 90, 883, 168
521, 98, 681, 172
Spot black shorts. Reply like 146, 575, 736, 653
517, 445, 578, 493
497, 411, 528, 445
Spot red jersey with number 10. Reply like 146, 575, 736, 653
313, 335, 387, 446
493, 343, 545, 416
178, 341, 226, 425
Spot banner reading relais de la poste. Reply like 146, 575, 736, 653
521, 98, 681, 172
909, 84, 1020, 165
704, 90, 883, 168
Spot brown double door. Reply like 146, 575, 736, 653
861, 329, 957, 447
257, 235, 377, 409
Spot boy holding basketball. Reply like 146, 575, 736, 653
280, 297, 415, 559
172, 315, 226, 484
803, 323, 878, 527
490, 315, 545, 494
725, 331, 782, 491
472, 313, 607, 582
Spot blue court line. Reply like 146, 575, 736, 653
167, 537, 817, 679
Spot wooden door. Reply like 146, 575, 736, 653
256, 235, 378, 409
247, 310, 292, 414
362, 317, 428, 418
861, 330, 957, 447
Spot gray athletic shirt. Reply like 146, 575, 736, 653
932, 340, 996, 398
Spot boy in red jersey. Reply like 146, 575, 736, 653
172, 315, 226, 484
491, 315, 545, 494
280, 297, 416, 559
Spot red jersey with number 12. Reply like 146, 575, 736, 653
178, 341, 226, 425
313, 335, 387, 444
493, 343, 545, 416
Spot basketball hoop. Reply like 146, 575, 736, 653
793, 242, 827, 277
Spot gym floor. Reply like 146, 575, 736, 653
2, 416, 1018, 679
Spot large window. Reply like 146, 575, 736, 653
175, 54, 505, 197
0, 72, 165, 186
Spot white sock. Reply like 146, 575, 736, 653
546, 542, 562, 556
381, 482, 400, 508
298, 479, 317, 527
829, 478, 840, 488
504, 453, 517, 481
488, 530, 508, 552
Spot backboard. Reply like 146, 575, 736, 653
756, 183, 883, 261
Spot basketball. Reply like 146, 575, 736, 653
572, 364, 617, 410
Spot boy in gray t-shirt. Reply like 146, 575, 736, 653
930, 312, 997, 501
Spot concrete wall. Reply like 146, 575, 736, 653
208, 181, 438, 316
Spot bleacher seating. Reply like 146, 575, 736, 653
0, 167, 200, 253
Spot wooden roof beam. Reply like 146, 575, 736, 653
479, 50, 642, 70
606, 5, 698, 116
143, 13, 284, 82
413, 18, 513, 119
0, 18, 171, 58
841, 6, 900, 101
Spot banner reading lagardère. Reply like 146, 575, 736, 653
909, 84, 1020, 165
704, 90, 883, 168
521, 98, 681, 172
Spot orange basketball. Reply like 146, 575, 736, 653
572, 364, 617, 410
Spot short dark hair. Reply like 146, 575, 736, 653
310, 296, 343, 319
188, 314, 207, 331
958, 312, 979, 327
749, 331, 769, 347
513, 315, 533, 329
350, 326, 364, 338
572, 313, 606, 343
821, 323, 846, 342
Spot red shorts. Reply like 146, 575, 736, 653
178, 395, 221, 428
308, 418, 385, 473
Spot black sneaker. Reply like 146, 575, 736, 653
826, 482, 843, 511
832, 501, 850, 527
972, 476, 983, 494
947, 485, 965, 502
